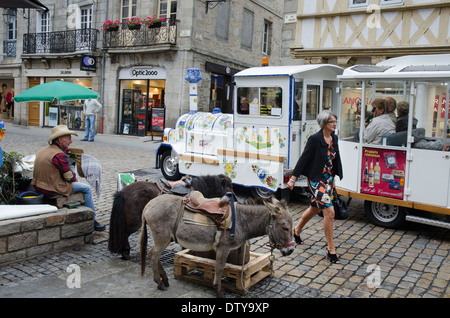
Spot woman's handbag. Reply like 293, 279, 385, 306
332, 187, 348, 220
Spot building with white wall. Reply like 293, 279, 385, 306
290, 0, 450, 66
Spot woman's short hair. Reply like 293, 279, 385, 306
396, 101, 409, 116
372, 98, 386, 112
317, 110, 338, 129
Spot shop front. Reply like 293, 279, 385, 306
0, 65, 19, 121
22, 66, 96, 129
0, 78, 14, 120
43, 78, 93, 130
118, 66, 166, 136
205, 62, 240, 114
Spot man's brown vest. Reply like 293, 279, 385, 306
31, 145, 73, 196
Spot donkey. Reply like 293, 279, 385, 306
139, 193, 294, 298
108, 174, 233, 260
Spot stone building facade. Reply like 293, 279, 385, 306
290, 0, 450, 66
0, 0, 284, 135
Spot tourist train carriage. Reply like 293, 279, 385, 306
156, 64, 343, 198
157, 54, 450, 229
337, 54, 450, 229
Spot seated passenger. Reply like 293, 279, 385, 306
385, 97, 397, 125
239, 97, 249, 114
396, 101, 418, 132
363, 98, 396, 144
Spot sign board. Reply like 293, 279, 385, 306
284, 13, 297, 24
119, 67, 166, 80
80, 55, 96, 72
137, 109, 146, 136
151, 107, 165, 132
360, 147, 406, 199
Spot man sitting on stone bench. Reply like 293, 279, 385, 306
31, 125, 105, 231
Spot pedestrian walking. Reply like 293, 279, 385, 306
81, 98, 102, 142
287, 110, 343, 264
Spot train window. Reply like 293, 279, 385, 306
411, 81, 449, 150
340, 81, 374, 142
237, 87, 282, 117
305, 84, 320, 120
293, 81, 302, 121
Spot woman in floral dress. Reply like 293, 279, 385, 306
287, 110, 343, 264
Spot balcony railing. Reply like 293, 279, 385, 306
23, 28, 98, 54
3, 40, 16, 57
103, 24, 177, 49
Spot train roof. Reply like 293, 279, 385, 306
234, 64, 344, 78
339, 54, 450, 80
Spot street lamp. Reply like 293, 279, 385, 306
3, 8, 16, 25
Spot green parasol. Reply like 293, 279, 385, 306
14, 81, 99, 103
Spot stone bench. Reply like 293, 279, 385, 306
0, 206, 95, 265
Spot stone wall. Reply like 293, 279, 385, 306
0, 207, 95, 265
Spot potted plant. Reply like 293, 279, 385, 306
125, 17, 142, 30
0, 151, 31, 204
144, 15, 166, 28
101, 19, 121, 31
143, 16, 154, 28
152, 15, 166, 28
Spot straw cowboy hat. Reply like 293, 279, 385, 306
48, 125, 78, 144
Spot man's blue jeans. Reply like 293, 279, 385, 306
71, 182, 96, 219
84, 115, 96, 141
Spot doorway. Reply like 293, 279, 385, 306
118, 79, 165, 136
205, 62, 240, 114
28, 77, 40, 126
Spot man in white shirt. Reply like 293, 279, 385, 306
81, 98, 102, 142
363, 98, 395, 144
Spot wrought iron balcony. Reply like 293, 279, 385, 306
3, 40, 16, 58
23, 28, 98, 55
103, 24, 177, 49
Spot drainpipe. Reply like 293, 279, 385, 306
100, 0, 108, 134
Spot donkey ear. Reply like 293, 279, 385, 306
221, 177, 227, 190
263, 201, 280, 216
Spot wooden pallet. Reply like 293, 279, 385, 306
174, 249, 271, 295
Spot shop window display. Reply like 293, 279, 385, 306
43, 78, 93, 130
118, 79, 165, 136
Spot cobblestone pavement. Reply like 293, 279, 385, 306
0, 120, 449, 299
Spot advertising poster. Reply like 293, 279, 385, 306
151, 107, 165, 132
361, 147, 406, 199
49, 107, 58, 127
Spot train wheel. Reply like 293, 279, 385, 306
364, 200, 406, 229
160, 150, 181, 181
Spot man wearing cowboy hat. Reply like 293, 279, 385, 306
31, 125, 105, 231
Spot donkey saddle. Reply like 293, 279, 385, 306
184, 190, 231, 226
158, 177, 192, 195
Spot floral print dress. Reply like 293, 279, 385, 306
308, 141, 336, 209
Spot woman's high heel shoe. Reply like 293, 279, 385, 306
293, 231, 304, 245
326, 248, 340, 264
